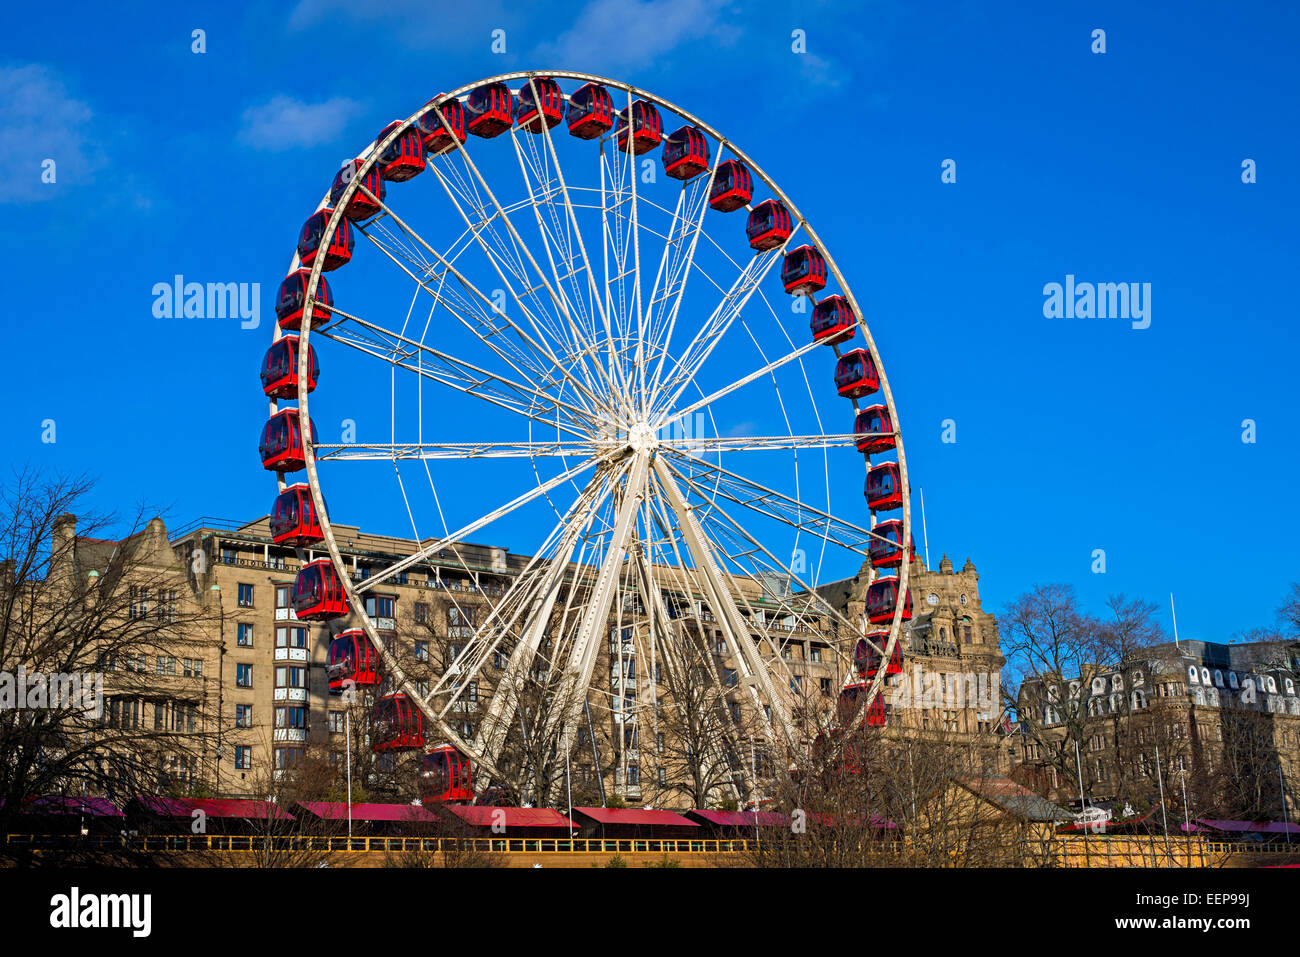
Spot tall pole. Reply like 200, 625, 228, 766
1075, 740, 1091, 865
749, 735, 759, 845
565, 725, 573, 832
918, 487, 931, 569
346, 708, 353, 840
1155, 743, 1170, 859
1169, 593, 1180, 649
1281, 763, 1292, 847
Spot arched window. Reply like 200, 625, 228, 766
1228, 672, 1239, 689
1110, 692, 1123, 712
1213, 670, 1223, 687
1200, 667, 1211, 686
1287, 678, 1296, 695
1131, 690, 1146, 710
1111, 673, 1124, 692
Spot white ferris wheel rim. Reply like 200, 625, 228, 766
268, 70, 912, 787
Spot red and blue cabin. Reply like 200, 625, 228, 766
465, 83, 514, 138
662, 125, 710, 180
421, 745, 474, 803
868, 518, 906, 569
297, 209, 354, 272
375, 120, 426, 182
327, 628, 379, 692
269, 483, 324, 546
259, 409, 315, 473
292, 558, 348, 621
854, 405, 894, 454
866, 576, 912, 625
615, 101, 663, 155
745, 199, 792, 251
834, 348, 879, 399
260, 336, 318, 400
566, 82, 614, 139
372, 693, 425, 752
329, 159, 385, 222
811, 295, 855, 344
781, 245, 827, 296
855, 633, 903, 678
709, 159, 752, 212
416, 98, 468, 155
865, 462, 903, 511
275, 269, 333, 332
515, 76, 564, 132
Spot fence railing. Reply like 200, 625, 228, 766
2, 833, 760, 855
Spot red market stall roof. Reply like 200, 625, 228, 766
686, 809, 789, 828
293, 802, 436, 824
13, 796, 123, 818
446, 806, 577, 829
130, 797, 293, 820
1194, 818, 1300, 835
571, 807, 699, 827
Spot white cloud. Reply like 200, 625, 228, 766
534, 0, 731, 72
0, 64, 105, 203
237, 95, 365, 152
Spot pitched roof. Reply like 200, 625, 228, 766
686, 809, 790, 828
445, 806, 576, 829
293, 802, 436, 823
952, 776, 1074, 823
130, 797, 293, 820
1195, 818, 1300, 835
17, 796, 123, 817
571, 807, 698, 827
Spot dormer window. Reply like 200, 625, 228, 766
1188, 666, 1199, 685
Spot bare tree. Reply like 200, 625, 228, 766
0, 470, 219, 847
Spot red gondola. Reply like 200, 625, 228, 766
297, 209, 354, 272
566, 82, 614, 139
260, 336, 319, 400
745, 199, 792, 251
662, 125, 709, 180
372, 693, 425, 752
868, 519, 906, 569
709, 159, 752, 212
866, 576, 912, 625
615, 101, 662, 155
865, 462, 903, 511
811, 295, 855, 344
465, 83, 513, 138
329, 159, 385, 222
275, 269, 333, 332
292, 558, 348, 621
420, 745, 474, 803
270, 483, 324, 546
515, 77, 564, 132
416, 98, 468, 155
259, 409, 315, 473
854, 633, 903, 678
834, 348, 879, 399
781, 245, 827, 295
375, 121, 426, 182
854, 405, 895, 454
838, 683, 888, 728
327, 628, 380, 692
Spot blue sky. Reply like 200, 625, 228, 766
2, 0, 1296, 644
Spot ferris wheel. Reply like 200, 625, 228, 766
257, 72, 912, 801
